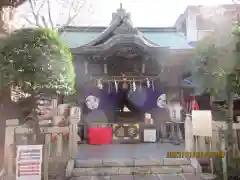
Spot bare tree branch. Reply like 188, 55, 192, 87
46, 0, 54, 29
36, 1, 45, 15
21, 0, 93, 29
65, 14, 78, 26
64, 0, 87, 27
28, 0, 41, 27
41, 16, 48, 28
25, 17, 41, 27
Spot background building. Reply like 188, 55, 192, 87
175, 4, 239, 45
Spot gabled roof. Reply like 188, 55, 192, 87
61, 30, 192, 50
60, 4, 192, 50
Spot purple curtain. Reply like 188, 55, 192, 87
82, 85, 166, 114
82, 85, 118, 113
127, 87, 166, 112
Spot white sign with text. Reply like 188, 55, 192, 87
16, 145, 43, 180
192, 110, 212, 137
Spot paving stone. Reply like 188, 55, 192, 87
134, 158, 163, 166
89, 176, 111, 180
75, 160, 103, 168
70, 176, 91, 180
181, 173, 202, 180
85, 168, 119, 176
156, 174, 184, 180
118, 167, 135, 175
72, 168, 88, 176
134, 174, 159, 180
72, 168, 118, 176
133, 167, 151, 174
151, 166, 182, 174
111, 175, 134, 180
200, 173, 217, 180
163, 158, 190, 166
181, 165, 195, 173
102, 159, 134, 167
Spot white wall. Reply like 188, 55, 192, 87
185, 8, 198, 43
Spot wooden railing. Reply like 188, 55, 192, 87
3, 111, 79, 180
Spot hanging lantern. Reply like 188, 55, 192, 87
146, 78, 150, 88
97, 79, 103, 89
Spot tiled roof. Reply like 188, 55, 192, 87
60, 6, 192, 50
60, 30, 192, 50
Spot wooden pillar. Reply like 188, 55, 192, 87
69, 107, 80, 159
43, 133, 51, 180
185, 114, 194, 151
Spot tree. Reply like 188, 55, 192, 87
0, 0, 27, 35
188, 11, 240, 176
0, 27, 75, 139
0, 28, 75, 102
15, 0, 93, 29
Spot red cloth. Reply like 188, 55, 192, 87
185, 96, 199, 112
191, 96, 200, 110
88, 127, 112, 145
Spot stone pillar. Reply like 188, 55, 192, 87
185, 114, 194, 151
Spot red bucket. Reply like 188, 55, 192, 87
88, 127, 112, 145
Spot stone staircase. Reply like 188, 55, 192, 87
66, 158, 204, 180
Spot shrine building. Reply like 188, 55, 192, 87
60, 5, 196, 142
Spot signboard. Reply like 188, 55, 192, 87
143, 129, 157, 142
112, 124, 140, 140
16, 145, 43, 180
192, 110, 212, 137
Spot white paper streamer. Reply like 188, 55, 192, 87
114, 79, 118, 92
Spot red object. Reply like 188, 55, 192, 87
51, 133, 69, 142
191, 96, 199, 110
185, 96, 199, 112
51, 136, 57, 142
88, 127, 112, 145
144, 118, 153, 125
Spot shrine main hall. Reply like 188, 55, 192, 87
59, 5, 195, 143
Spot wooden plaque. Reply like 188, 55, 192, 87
112, 124, 140, 140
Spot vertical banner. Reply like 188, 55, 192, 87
16, 145, 43, 180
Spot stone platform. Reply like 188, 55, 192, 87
69, 174, 201, 180
66, 143, 204, 180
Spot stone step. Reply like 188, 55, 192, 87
69, 174, 189, 180
71, 165, 195, 176
75, 158, 191, 168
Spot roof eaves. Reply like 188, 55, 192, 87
60, 26, 177, 33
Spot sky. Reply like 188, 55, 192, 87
15, 0, 235, 27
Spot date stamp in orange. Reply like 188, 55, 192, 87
167, 151, 225, 158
